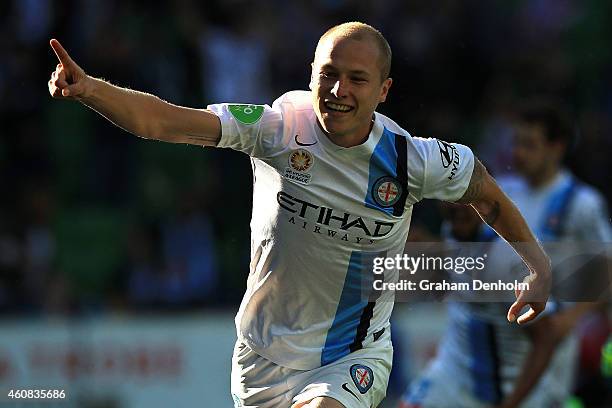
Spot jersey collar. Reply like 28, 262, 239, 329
314, 112, 384, 157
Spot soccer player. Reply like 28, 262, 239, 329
48, 22, 551, 408
399, 101, 611, 408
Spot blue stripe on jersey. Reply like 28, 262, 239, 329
321, 251, 375, 366
539, 177, 577, 240
365, 127, 399, 215
468, 318, 502, 404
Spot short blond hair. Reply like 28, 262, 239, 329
315, 22, 392, 81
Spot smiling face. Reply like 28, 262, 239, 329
310, 36, 392, 147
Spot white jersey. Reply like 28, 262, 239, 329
496, 170, 611, 243
208, 91, 475, 370
419, 171, 612, 406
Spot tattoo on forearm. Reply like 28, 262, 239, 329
457, 159, 502, 225
483, 201, 501, 225
457, 159, 486, 204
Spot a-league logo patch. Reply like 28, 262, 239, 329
289, 149, 314, 172
350, 364, 374, 394
372, 176, 402, 207
284, 149, 314, 184
228, 104, 264, 125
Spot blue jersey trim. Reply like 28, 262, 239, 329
365, 128, 400, 215
321, 251, 380, 366
539, 177, 578, 240
468, 318, 502, 404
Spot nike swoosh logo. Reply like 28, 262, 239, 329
373, 328, 385, 341
295, 134, 317, 146
342, 383, 360, 401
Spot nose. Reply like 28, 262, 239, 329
331, 79, 348, 98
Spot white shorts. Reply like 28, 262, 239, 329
231, 329, 393, 408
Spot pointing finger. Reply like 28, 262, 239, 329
50, 39, 73, 66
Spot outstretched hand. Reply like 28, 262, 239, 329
48, 39, 90, 99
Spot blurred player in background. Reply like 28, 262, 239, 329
400, 101, 611, 408
48, 22, 551, 408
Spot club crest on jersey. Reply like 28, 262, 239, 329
372, 176, 402, 207
284, 149, 314, 185
350, 364, 374, 394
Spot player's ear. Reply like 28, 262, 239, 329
379, 77, 393, 103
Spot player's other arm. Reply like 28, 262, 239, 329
47, 39, 220, 146
456, 159, 552, 324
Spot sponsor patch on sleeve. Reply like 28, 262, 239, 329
436, 139, 460, 180
228, 104, 265, 125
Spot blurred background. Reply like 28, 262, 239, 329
1, 0, 611, 406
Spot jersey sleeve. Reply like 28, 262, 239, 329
207, 103, 283, 158
410, 138, 475, 202
569, 188, 612, 242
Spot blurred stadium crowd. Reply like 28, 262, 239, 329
1, 0, 611, 314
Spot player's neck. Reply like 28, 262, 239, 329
527, 165, 560, 188
319, 118, 374, 148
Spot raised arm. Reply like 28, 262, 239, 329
457, 159, 552, 324
48, 39, 221, 146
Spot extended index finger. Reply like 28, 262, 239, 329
50, 39, 73, 66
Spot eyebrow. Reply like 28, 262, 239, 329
319, 63, 371, 77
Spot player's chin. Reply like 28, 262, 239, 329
321, 111, 351, 126
320, 120, 349, 136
